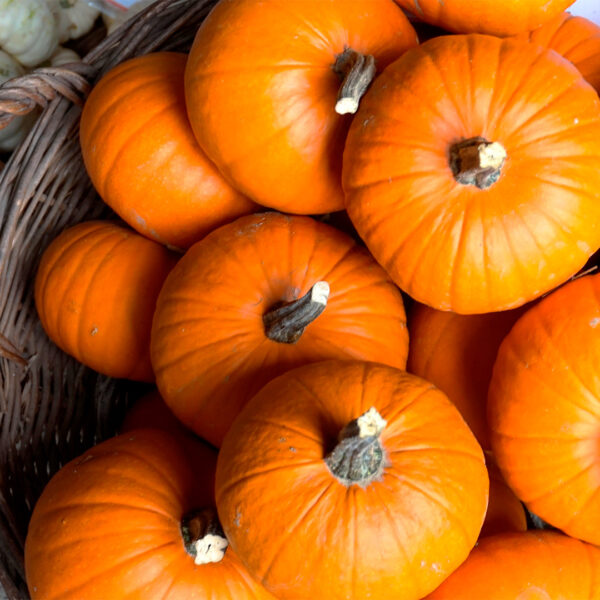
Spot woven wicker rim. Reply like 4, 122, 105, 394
0, 1, 217, 597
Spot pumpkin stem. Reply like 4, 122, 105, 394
181, 507, 228, 565
263, 281, 330, 344
449, 137, 507, 189
333, 47, 376, 115
325, 407, 387, 487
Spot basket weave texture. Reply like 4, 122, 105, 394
0, 1, 216, 597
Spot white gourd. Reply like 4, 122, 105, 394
46, 0, 100, 43
0, 50, 38, 152
47, 46, 80, 66
0, 0, 59, 67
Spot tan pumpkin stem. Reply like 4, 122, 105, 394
325, 407, 387, 487
449, 137, 507, 189
181, 507, 228, 565
333, 48, 376, 115
263, 281, 330, 344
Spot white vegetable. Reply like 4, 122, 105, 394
0, 0, 59, 67
0, 50, 38, 152
47, 0, 100, 43
47, 45, 81, 66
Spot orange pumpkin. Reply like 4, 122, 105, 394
184, 0, 418, 215
24, 429, 275, 599
343, 34, 600, 314
488, 273, 600, 545
394, 0, 574, 36
513, 11, 600, 93
34, 220, 178, 382
407, 302, 524, 448
151, 212, 409, 447
215, 360, 489, 600
424, 531, 600, 599
480, 453, 527, 538
79, 52, 257, 250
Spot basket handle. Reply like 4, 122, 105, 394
0, 62, 97, 130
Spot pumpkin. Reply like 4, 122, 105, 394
424, 530, 600, 599
488, 272, 600, 545
480, 452, 527, 538
79, 52, 257, 250
184, 0, 418, 215
150, 211, 409, 447
394, 0, 574, 36
215, 359, 488, 600
34, 220, 178, 382
24, 429, 276, 599
407, 302, 525, 448
0, 0, 59, 67
121, 390, 216, 473
513, 11, 600, 93
342, 34, 600, 314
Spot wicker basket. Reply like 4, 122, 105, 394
0, 2, 217, 597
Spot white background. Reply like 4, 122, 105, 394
569, 0, 600, 25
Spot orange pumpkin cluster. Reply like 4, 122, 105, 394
25, 0, 600, 598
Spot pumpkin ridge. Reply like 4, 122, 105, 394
46, 539, 181, 600
75, 233, 137, 365
256, 480, 336, 582
103, 101, 180, 199
54, 228, 130, 353
35, 222, 109, 334
385, 471, 473, 545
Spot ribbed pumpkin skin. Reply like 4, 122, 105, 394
394, 0, 574, 35
215, 360, 488, 600
488, 273, 600, 545
424, 531, 600, 599
151, 212, 409, 448
79, 52, 256, 250
407, 303, 524, 448
24, 430, 275, 600
513, 11, 600, 93
34, 220, 178, 382
184, 0, 418, 215
342, 34, 600, 314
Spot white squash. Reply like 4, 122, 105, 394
47, 0, 100, 43
0, 0, 59, 67
45, 45, 81, 66
0, 50, 39, 152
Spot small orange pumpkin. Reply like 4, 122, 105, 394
151, 212, 409, 447
342, 34, 600, 313
513, 11, 600, 93
184, 0, 418, 214
24, 429, 275, 599
35, 220, 178, 382
407, 302, 524, 448
79, 52, 257, 250
424, 531, 600, 599
215, 360, 489, 600
488, 272, 600, 545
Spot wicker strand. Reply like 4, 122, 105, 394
0, 64, 96, 129
0, 1, 218, 598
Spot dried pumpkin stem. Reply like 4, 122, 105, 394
181, 507, 228, 565
325, 407, 387, 487
263, 281, 330, 344
449, 137, 507, 189
333, 47, 376, 115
